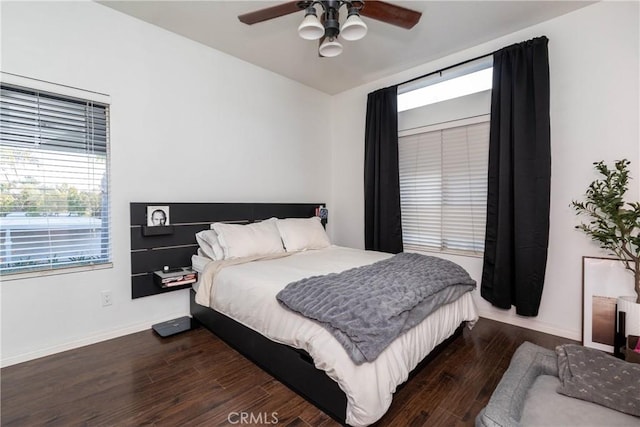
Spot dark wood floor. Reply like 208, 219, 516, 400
1, 318, 576, 426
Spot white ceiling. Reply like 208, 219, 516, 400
98, 1, 594, 95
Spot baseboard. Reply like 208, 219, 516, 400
1, 312, 188, 368
2, 310, 580, 368
478, 310, 581, 342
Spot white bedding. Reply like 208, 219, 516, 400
191, 253, 211, 275
195, 245, 478, 426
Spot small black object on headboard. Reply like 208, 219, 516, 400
141, 225, 174, 236
130, 202, 323, 299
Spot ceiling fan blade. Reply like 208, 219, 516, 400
238, 1, 302, 25
360, 1, 422, 29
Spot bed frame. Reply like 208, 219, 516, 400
191, 291, 464, 423
130, 202, 324, 298
172, 203, 464, 425
191, 290, 464, 423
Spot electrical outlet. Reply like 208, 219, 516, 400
101, 290, 113, 307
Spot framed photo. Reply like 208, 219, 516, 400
582, 256, 634, 352
147, 205, 170, 227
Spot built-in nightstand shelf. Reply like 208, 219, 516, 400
153, 267, 197, 289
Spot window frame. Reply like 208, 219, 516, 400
0, 73, 112, 279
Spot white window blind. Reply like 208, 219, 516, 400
399, 119, 489, 255
0, 83, 111, 275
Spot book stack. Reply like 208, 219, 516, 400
153, 267, 198, 288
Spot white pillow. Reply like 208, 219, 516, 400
212, 218, 284, 259
195, 229, 225, 260
276, 217, 330, 252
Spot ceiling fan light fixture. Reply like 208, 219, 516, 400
239, 1, 422, 58
319, 37, 343, 57
323, 5, 340, 39
340, 9, 367, 41
298, 7, 324, 40
238, 0, 422, 56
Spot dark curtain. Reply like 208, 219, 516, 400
481, 36, 551, 316
364, 86, 403, 253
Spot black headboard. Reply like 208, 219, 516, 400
130, 202, 323, 298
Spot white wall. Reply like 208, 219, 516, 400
0, 1, 332, 366
329, 1, 640, 340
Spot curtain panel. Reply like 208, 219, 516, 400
364, 86, 403, 253
481, 36, 551, 316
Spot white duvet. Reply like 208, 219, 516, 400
194, 246, 478, 426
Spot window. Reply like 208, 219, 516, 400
0, 81, 111, 276
398, 67, 493, 112
397, 57, 492, 256
398, 117, 489, 255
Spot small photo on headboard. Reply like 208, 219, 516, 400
147, 205, 170, 226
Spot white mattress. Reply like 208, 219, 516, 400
196, 246, 478, 426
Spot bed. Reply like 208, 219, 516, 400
190, 217, 479, 426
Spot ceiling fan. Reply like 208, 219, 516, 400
238, 1, 422, 57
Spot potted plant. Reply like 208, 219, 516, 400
571, 159, 640, 336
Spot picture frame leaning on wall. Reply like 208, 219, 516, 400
582, 256, 634, 352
